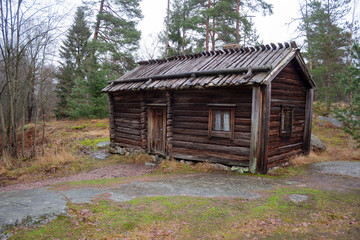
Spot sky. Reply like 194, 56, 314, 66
64, 0, 359, 60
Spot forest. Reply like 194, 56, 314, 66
0, 0, 359, 161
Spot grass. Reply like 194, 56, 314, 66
9, 187, 360, 239
29, 149, 77, 172
78, 137, 110, 147
0, 119, 111, 186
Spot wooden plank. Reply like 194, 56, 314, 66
140, 92, 147, 150
258, 83, 271, 174
249, 86, 262, 173
166, 91, 173, 155
303, 88, 314, 154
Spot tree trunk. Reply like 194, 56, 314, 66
164, 0, 170, 58
206, 0, 210, 51
32, 105, 39, 157
236, 0, 240, 43
0, 104, 6, 154
94, 0, 105, 40
212, 17, 216, 51
21, 102, 25, 157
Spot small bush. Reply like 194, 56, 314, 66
72, 125, 86, 130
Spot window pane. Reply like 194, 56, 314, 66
223, 111, 230, 131
281, 109, 292, 133
214, 111, 221, 130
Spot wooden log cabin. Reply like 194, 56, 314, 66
102, 42, 315, 174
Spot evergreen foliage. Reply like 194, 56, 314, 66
298, 0, 351, 108
335, 43, 360, 147
55, 7, 92, 118
161, 0, 272, 57
90, 0, 143, 76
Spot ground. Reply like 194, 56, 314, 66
0, 115, 360, 239
1, 163, 359, 239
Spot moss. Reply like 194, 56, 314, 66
78, 137, 110, 147
71, 125, 86, 130
10, 188, 360, 239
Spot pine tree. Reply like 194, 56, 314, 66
55, 7, 91, 118
335, 43, 360, 147
161, 0, 272, 57
90, 0, 143, 76
298, 0, 351, 109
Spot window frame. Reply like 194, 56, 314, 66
280, 105, 294, 137
208, 104, 235, 140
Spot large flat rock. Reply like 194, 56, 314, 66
311, 161, 360, 178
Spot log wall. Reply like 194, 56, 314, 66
171, 87, 252, 166
267, 60, 308, 167
111, 92, 142, 149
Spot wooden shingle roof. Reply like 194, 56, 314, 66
102, 42, 315, 92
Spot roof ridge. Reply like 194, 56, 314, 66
137, 42, 297, 66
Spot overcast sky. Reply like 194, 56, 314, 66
64, 0, 359, 60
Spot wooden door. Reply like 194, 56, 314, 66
148, 107, 166, 154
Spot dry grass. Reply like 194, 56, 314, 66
1, 151, 19, 170
193, 162, 216, 172
31, 149, 77, 172
0, 163, 7, 175
289, 147, 360, 167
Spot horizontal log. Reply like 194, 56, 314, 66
268, 143, 303, 157
173, 140, 250, 156
268, 149, 303, 164
173, 147, 249, 162
114, 131, 141, 141
114, 112, 140, 120
114, 137, 141, 147
173, 133, 250, 147
114, 118, 140, 126
173, 88, 252, 97
173, 153, 249, 167
115, 125, 141, 134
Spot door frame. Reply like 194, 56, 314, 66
147, 104, 167, 155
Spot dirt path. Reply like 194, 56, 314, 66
0, 164, 155, 194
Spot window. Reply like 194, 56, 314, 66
208, 104, 235, 140
280, 106, 294, 137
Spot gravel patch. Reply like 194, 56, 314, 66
0, 164, 155, 194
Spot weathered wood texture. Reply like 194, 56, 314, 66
267, 60, 308, 168
111, 92, 142, 149
258, 83, 271, 174
303, 88, 314, 154
249, 86, 262, 173
108, 94, 116, 148
172, 87, 252, 166
166, 92, 173, 155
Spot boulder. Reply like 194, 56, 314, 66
213, 163, 231, 171
311, 134, 327, 152
145, 162, 157, 167
115, 146, 126, 155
